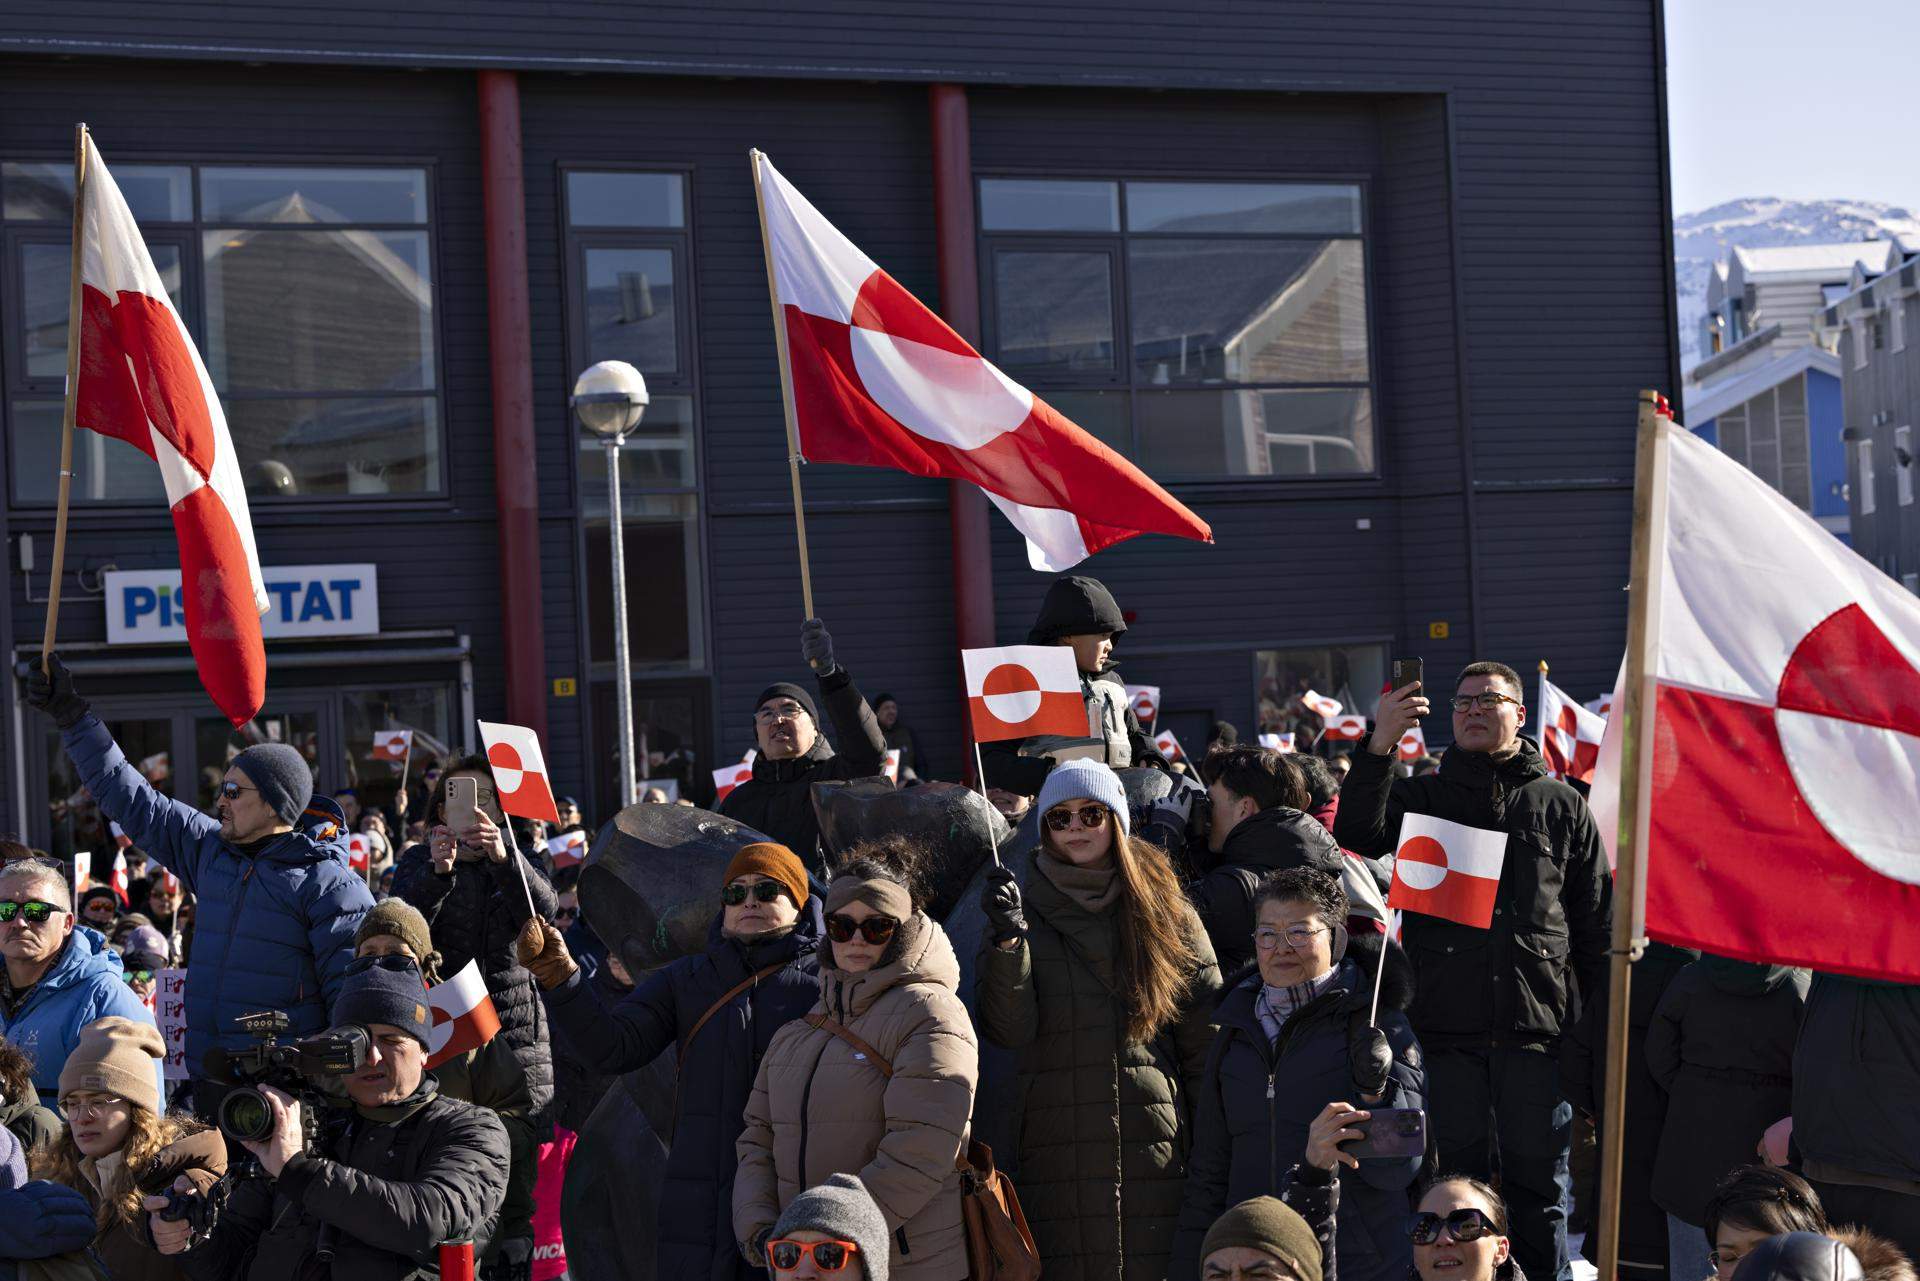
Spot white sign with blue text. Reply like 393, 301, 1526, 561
104, 564, 380, 644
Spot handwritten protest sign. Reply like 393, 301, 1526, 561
158, 968, 189, 1080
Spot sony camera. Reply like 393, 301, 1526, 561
208, 1011, 367, 1149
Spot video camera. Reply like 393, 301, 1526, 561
206, 1011, 367, 1151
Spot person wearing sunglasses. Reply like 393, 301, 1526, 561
23, 653, 376, 1127
0, 858, 160, 1108
517, 840, 824, 1281
975, 758, 1222, 1281
763, 1173, 890, 1281
1407, 1176, 1521, 1281
736, 840, 977, 1281
1334, 661, 1612, 1281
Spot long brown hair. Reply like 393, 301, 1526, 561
1043, 823, 1200, 1044
31, 1101, 201, 1232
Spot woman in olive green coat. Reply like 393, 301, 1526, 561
976, 759, 1223, 1281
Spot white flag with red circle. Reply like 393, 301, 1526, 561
1323, 714, 1369, 742
1538, 674, 1605, 783
713, 759, 755, 804
755, 154, 1212, 571
1397, 726, 1427, 762
546, 830, 588, 869
346, 833, 370, 875
1302, 690, 1344, 720
476, 720, 561, 824
880, 749, 902, 784
1125, 685, 1161, 727
424, 960, 503, 1070
1154, 729, 1187, 764
961, 645, 1086, 742
1585, 691, 1613, 718
372, 729, 413, 763
1388, 813, 1507, 929
1258, 732, 1296, 753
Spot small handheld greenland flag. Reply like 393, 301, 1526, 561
1125, 685, 1161, 726
477, 721, 561, 824
425, 960, 502, 1070
372, 729, 413, 763
1154, 728, 1187, 765
1387, 813, 1507, 929
961, 645, 1086, 742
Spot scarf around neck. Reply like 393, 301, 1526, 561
1255, 966, 1340, 1044
1036, 849, 1121, 915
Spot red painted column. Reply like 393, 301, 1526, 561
478, 70, 548, 740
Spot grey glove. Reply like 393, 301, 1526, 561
22, 651, 90, 730
800, 618, 835, 674
1150, 774, 1204, 830
981, 864, 1028, 945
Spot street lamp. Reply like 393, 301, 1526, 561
572, 360, 650, 809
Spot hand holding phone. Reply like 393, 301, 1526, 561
1393, 657, 1424, 692
1345, 1106, 1427, 1161
444, 776, 479, 838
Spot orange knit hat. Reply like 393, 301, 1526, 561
721, 842, 809, 908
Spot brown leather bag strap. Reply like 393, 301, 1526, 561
678, 961, 786, 1070
802, 1013, 894, 1077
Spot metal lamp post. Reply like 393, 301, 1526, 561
571, 360, 650, 809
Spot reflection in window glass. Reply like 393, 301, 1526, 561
204, 229, 434, 393
979, 179, 1119, 232
338, 686, 456, 814
1255, 644, 1389, 739
576, 395, 695, 492
45, 718, 175, 863
1127, 182, 1361, 234
566, 172, 686, 228
1130, 239, 1368, 384
583, 247, 678, 374
4, 162, 192, 223
200, 167, 427, 224
20, 243, 183, 382
1136, 388, 1372, 478
224, 397, 441, 497
993, 250, 1114, 371
585, 494, 701, 666
196, 712, 322, 812
10, 399, 168, 504
1039, 389, 1130, 455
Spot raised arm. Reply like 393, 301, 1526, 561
542, 958, 683, 1076
62, 712, 219, 888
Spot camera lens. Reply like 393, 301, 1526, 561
217, 1086, 274, 1143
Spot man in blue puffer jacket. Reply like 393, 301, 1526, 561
25, 653, 373, 1117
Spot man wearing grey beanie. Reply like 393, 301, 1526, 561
24, 653, 374, 1123
765, 1173, 891, 1281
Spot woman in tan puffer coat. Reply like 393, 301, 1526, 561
734, 839, 979, 1281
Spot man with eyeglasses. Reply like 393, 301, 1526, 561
23, 653, 374, 1123
718, 619, 889, 859
1333, 661, 1611, 1281
0, 857, 159, 1107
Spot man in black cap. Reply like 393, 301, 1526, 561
718, 619, 887, 858
148, 959, 511, 1279
23, 654, 374, 1122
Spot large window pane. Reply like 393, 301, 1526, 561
195, 710, 321, 812
10, 398, 169, 504
337, 686, 456, 813
566, 172, 685, 229
1255, 644, 1389, 739
1127, 182, 1361, 234
45, 717, 175, 863
1131, 239, 1368, 383
205, 229, 434, 392
201, 167, 427, 223
979, 179, 1119, 232
1137, 387, 1372, 478
585, 494, 701, 666
577, 395, 695, 493
225, 396, 441, 497
20, 242, 183, 381
1038, 389, 1130, 456
582, 246, 679, 375
992, 250, 1114, 371
4, 162, 191, 223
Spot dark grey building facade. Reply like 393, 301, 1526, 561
1823, 254, 1920, 591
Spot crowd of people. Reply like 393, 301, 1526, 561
0, 573, 1913, 1281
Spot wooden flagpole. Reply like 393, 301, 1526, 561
748, 148, 819, 628
1594, 390, 1671, 1281
40, 123, 90, 673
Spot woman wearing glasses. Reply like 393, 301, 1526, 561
734, 838, 978, 1281
975, 758, 1223, 1281
1409, 1177, 1523, 1281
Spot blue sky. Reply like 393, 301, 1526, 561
1666, 0, 1918, 216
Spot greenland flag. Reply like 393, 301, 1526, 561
1592, 416, 1920, 982
546, 829, 587, 869
76, 136, 267, 726
1258, 732, 1296, 753
346, 833, 370, 875
425, 960, 503, 1070
477, 720, 562, 824
713, 759, 755, 803
1301, 690, 1344, 720
1154, 728, 1187, 764
880, 749, 902, 784
962, 644, 1086, 742
1323, 714, 1369, 742
1538, 674, 1605, 784
1396, 726, 1428, 762
755, 153, 1212, 570
1388, 813, 1507, 929
1125, 684, 1161, 727
372, 729, 413, 763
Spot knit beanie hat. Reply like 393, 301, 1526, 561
331, 959, 434, 1047
355, 899, 442, 981
121, 925, 170, 970
1200, 1196, 1322, 1281
231, 743, 315, 825
754, 682, 819, 725
78, 885, 119, 915
1036, 758, 1132, 836
59, 1017, 165, 1115
722, 842, 810, 909
770, 1173, 890, 1281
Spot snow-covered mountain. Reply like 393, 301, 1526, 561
1675, 198, 1920, 370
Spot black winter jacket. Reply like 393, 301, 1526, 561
1172, 936, 1425, 1281
719, 666, 888, 857
1792, 972, 1920, 1191
182, 1081, 510, 1281
543, 902, 825, 1281
1333, 740, 1611, 1048
1646, 957, 1807, 1225
391, 844, 558, 1128
1190, 807, 1346, 973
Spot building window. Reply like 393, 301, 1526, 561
1254, 642, 1388, 741
980, 178, 1374, 480
1893, 300, 1908, 354
1898, 425, 1915, 508
1854, 319, 1870, 369
564, 170, 704, 673
2, 162, 443, 505
1714, 375, 1811, 511
1858, 439, 1877, 516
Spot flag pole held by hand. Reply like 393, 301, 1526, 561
1367, 909, 1397, 1027
749, 148, 817, 621
41, 122, 89, 674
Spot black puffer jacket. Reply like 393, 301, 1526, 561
719, 666, 887, 858
1190, 807, 1345, 973
391, 844, 557, 1128
1333, 739, 1611, 1049
1792, 972, 1920, 1191
182, 1080, 510, 1281
1646, 956, 1808, 1225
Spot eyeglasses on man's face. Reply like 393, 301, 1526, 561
755, 702, 808, 724
1449, 691, 1522, 713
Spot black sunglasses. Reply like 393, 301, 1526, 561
721, 881, 787, 906
346, 953, 421, 976
825, 913, 899, 945
1409, 1208, 1499, 1245
218, 780, 260, 801
0, 899, 60, 925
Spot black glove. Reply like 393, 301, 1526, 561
23, 651, 89, 729
981, 864, 1028, 945
800, 618, 836, 674
1350, 1023, 1393, 1099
